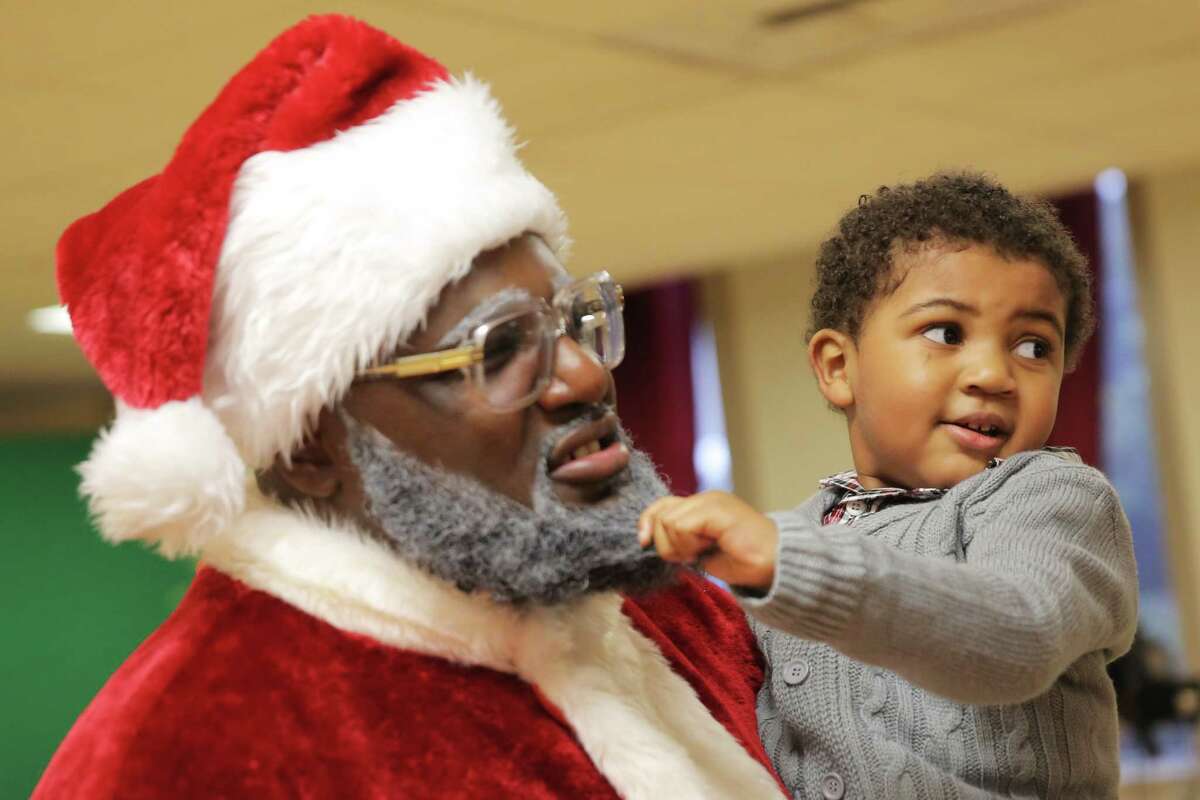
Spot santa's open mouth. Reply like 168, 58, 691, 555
547, 417, 629, 484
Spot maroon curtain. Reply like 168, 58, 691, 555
1047, 191, 1102, 466
612, 280, 699, 495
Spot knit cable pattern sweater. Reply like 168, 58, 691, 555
741, 450, 1138, 799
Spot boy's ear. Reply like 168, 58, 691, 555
272, 408, 347, 500
808, 328, 855, 410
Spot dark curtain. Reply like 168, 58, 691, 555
612, 280, 699, 495
1048, 191, 1102, 466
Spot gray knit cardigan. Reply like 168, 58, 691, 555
740, 450, 1138, 799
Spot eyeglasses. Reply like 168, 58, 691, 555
358, 271, 625, 411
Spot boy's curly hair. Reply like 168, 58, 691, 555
809, 171, 1094, 368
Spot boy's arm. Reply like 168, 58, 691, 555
741, 461, 1138, 706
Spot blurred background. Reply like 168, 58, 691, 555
2, 1, 1197, 797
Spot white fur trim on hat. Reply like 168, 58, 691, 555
79, 398, 247, 557
205, 75, 568, 471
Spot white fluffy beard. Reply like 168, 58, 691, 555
344, 416, 678, 605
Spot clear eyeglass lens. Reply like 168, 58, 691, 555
476, 308, 554, 410
471, 274, 624, 411
563, 275, 624, 369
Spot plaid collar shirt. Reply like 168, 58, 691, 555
819, 471, 950, 526
818, 449, 1077, 526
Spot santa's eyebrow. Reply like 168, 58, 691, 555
435, 287, 535, 348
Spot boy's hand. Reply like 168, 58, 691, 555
638, 491, 778, 591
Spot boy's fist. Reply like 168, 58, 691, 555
638, 491, 778, 590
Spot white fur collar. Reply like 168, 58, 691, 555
200, 492, 780, 799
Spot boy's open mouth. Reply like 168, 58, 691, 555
955, 420, 1003, 437
943, 412, 1010, 452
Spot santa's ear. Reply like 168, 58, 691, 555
273, 408, 346, 500
808, 328, 855, 410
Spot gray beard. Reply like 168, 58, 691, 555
343, 416, 678, 605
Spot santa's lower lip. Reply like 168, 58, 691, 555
549, 441, 630, 484
942, 422, 1006, 453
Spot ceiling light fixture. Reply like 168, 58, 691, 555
27, 305, 73, 335
760, 0, 865, 28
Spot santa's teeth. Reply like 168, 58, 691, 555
571, 441, 602, 461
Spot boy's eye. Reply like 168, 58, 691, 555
1014, 339, 1051, 360
922, 324, 962, 346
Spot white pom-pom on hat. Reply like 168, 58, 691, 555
79, 399, 247, 558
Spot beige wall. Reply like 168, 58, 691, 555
0, 382, 110, 435
1135, 164, 1200, 668
704, 254, 851, 512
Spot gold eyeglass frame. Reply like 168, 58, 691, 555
358, 271, 624, 387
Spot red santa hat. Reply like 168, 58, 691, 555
58, 15, 568, 557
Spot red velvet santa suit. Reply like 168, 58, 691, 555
35, 493, 784, 799
40, 16, 784, 799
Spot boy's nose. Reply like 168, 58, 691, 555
961, 347, 1017, 396
537, 336, 614, 411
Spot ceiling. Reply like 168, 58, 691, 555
3, 0, 1198, 391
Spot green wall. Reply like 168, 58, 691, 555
0, 436, 194, 798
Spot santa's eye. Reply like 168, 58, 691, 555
922, 324, 963, 346
1014, 338, 1051, 359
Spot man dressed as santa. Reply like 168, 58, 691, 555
34, 15, 784, 800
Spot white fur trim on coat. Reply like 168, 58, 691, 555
200, 493, 781, 800
205, 75, 568, 472
79, 397, 247, 556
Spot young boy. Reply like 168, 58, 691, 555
640, 172, 1138, 799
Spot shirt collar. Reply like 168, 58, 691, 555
819, 449, 1078, 511
819, 470, 948, 504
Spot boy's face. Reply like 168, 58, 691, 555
814, 244, 1068, 490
